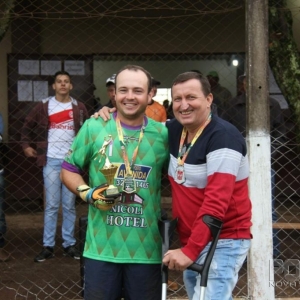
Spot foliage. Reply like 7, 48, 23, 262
269, 0, 300, 143
0, 0, 15, 43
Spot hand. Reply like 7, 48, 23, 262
162, 249, 193, 271
24, 147, 37, 158
92, 106, 116, 121
77, 183, 121, 211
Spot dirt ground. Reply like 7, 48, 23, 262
0, 199, 190, 300
1, 198, 299, 299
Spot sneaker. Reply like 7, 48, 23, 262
0, 248, 10, 262
63, 245, 81, 260
34, 247, 54, 263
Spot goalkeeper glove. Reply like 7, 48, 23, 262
77, 183, 121, 211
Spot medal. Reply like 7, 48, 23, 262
123, 174, 136, 194
116, 116, 145, 195
175, 113, 212, 185
175, 165, 185, 184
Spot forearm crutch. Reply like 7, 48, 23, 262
187, 215, 223, 300
158, 217, 178, 300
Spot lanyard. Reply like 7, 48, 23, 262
177, 113, 212, 166
116, 117, 145, 176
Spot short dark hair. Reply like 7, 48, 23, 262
53, 71, 71, 83
115, 65, 152, 93
190, 69, 203, 75
106, 82, 115, 88
172, 72, 211, 97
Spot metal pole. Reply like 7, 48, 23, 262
246, 0, 275, 299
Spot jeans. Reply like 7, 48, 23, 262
0, 171, 6, 248
43, 157, 76, 248
184, 239, 250, 300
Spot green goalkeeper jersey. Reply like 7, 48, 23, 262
65, 114, 169, 264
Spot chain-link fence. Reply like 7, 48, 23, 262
1, 0, 300, 299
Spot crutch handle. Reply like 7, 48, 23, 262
188, 262, 203, 273
188, 215, 223, 288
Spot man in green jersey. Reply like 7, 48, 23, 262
60, 65, 168, 300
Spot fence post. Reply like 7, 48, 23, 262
246, 0, 275, 299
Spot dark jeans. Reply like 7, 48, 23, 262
0, 171, 6, 248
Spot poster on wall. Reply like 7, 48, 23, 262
33, 81, 49, 101
17, 80, 49, 101
41, 60, 61, 75
18, 60, 39, 75
64, 60, 85, 75
17, 80, 33, 101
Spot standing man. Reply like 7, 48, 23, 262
60, 65, 168, 300
145, 77, 167, 122
207, 70, 232, 114
0, 112, 9, 262
163, 72, 252, 300
21, 71, 89, 262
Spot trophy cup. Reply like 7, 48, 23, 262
101, 156, 120, 197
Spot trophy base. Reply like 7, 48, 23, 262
105, 185, 120, 197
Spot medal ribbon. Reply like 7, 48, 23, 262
177, 113, 212, 166
116, 116, 145, 175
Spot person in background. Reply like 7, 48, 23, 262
167, 102, 175, 119
60, 65, 169, 300
145, 77, 167, 122
163, 99, 169, 112
0, 112, 9, 262
21, 71, 89, 263
96, 74, 116, 110
222, 73, 286, 258
207, 70, 232, 115
104, 74, 116, 108
163, 99, 175, 120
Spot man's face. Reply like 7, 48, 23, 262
52, 75, 72, 96
115, 69, 151, 122
107, 83, 116, 103
172, 79, 213, 130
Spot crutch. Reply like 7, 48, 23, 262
187, 215, 223, 300
158, 217, 178, 300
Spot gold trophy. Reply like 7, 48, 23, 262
101, 156, 119, 197
97, 136, 120, 198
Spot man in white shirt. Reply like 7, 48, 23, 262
21, 71, 89, 262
